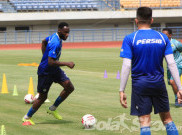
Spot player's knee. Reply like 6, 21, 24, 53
139, 115, 151, 127
63, 81, 74, 93
69, 85, 75, 92
66, 83, 74, 93
66, 84, 74, 93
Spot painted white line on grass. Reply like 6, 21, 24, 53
64, 69, 119, 77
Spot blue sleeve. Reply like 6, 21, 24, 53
48, 42, 59, 59
165, 36, 173, 55
120, 35, 132, 59
45, 36, 49, 42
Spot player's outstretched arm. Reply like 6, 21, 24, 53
119, 58, 131, 108
48, 57, 75, 69
42, 39, 48, 55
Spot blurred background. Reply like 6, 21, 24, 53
0, 0, 181, 44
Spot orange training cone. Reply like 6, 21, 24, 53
1, 73, 9, 94
28, 77, 34, 96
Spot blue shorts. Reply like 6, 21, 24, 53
37, 68, 69, 93
131, 91, 170, 116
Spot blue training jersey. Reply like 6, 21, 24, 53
38, 33, 62, 75
120, 29, 173, 95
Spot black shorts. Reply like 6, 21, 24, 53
131, 91, 170, 116
37, 68, 69, 93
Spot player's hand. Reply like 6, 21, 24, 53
119, 91, 128, 108
67, 62, 75, 69
177, 90, 182, 104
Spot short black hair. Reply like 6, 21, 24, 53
58, 22, 69, 29
162, 28, 172, 35
137, 7, 152, 24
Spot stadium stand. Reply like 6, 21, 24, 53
0, 0, 181, 44
0, 0, 121, 12
0, 4, 3, 12
8, 0, 98, 12
0, 0, 16, 12
0, 0, 182, 12
120, 0, 181, 9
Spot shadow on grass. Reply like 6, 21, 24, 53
37, 120, 74, 125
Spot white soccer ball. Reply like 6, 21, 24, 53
24, 94, 34, 104
34, 93, 39, 101
82, 114, 96, 129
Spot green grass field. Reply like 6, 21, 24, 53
0, 48, 182, 135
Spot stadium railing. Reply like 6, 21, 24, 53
0, 27, 181, 44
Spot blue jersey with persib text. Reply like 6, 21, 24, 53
120, 29, 173, 95
38, 33, 62, 75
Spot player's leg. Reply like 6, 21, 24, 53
47, 69, 74, 119
159, 112, 178, 135
23, 93, 48, 124
139, 115, 151, 135
49, 80, 74, 110
131, 91, 152, 135
169, 79, 178, 104
57, 80, 74, 104
22, 75, 53, 125
168, 68, 182, 107
169, 80, 178, 95
153, 91, 179, 134
169, 79, 182, 107
167, 69, 177, 95
47, 80, 74, 119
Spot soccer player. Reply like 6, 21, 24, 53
162, 28, 182, 107
22, 22, 75, 125
119, 7, 182, 135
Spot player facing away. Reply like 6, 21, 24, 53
162, 28, 182, 107
119, 7, 182, 135
22, 22, 75, 125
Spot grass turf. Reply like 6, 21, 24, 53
0, 48, 182, 135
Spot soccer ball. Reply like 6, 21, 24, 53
34, 93, 39, 100
24, 94, 34, 104
82, 114, 96, 129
